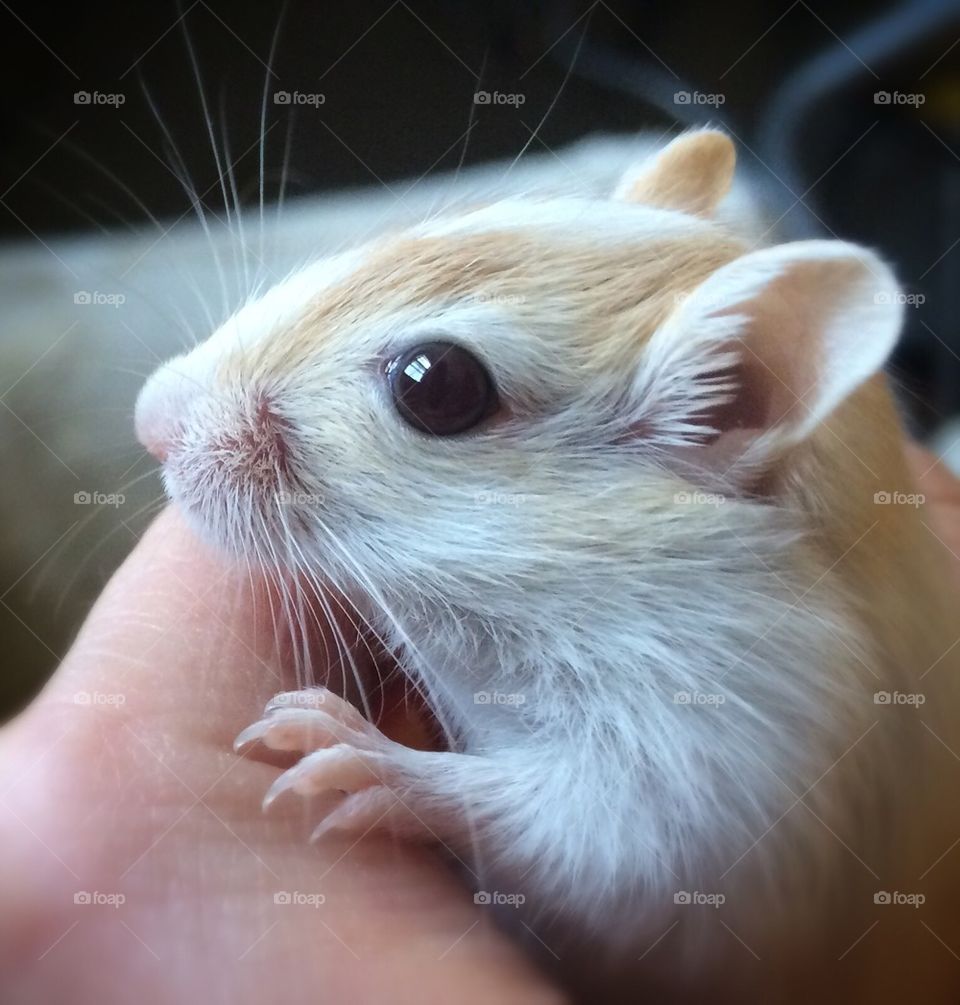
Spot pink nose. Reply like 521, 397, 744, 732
141, 434, 169, 463
136, 410, 173, 463
135, 367, 191, 463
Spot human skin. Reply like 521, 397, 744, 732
0, 508, 565, 1005
0, 447, 956, 1004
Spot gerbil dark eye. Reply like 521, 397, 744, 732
387, 341, 497, 436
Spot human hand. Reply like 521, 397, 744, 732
0, 508, 563, 1005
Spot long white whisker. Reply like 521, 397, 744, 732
274, 499, 381, 723
217, 88, 253, 304
274, 103, 297, 233
259, 2, 287, 269
139, 78, 230, 325
502, 4, 594, 180
179, 4, 239, 309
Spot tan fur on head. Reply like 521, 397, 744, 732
235, 225, 744, 388
616, 129, 736, 217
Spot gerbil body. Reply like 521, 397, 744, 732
136, 131, 960, 1001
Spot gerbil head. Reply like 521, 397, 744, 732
136, 130, 903, 612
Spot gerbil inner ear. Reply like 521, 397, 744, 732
615, 129, 735, 217
632, 240, 903, 480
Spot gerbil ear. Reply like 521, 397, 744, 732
634, 240, 902, 468
615, 129, 735, 217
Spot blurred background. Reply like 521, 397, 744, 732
0, 0, 958, 718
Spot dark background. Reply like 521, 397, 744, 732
1, 0, 958, 419
0, 0, 958, 711
3, 0, 881, 221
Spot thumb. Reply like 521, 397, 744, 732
0, 508, 565, 1004
33, 505, 294, 747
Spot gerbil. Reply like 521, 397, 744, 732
135, 130, 960, 1001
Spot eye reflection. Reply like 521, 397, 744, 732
403, 354, 432, 383
387, 341, 498, 436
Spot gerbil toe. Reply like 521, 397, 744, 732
262, 744, 383, 810
234, 704, 378, 755
233, 710, 329, 753
265, 688, 330, 714
309, 787, 438, 844
309, 787, 411, 843
264, 687, 372, 734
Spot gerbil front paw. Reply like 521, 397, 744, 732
234, 687, 383, 755
235, 688, 431, 842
